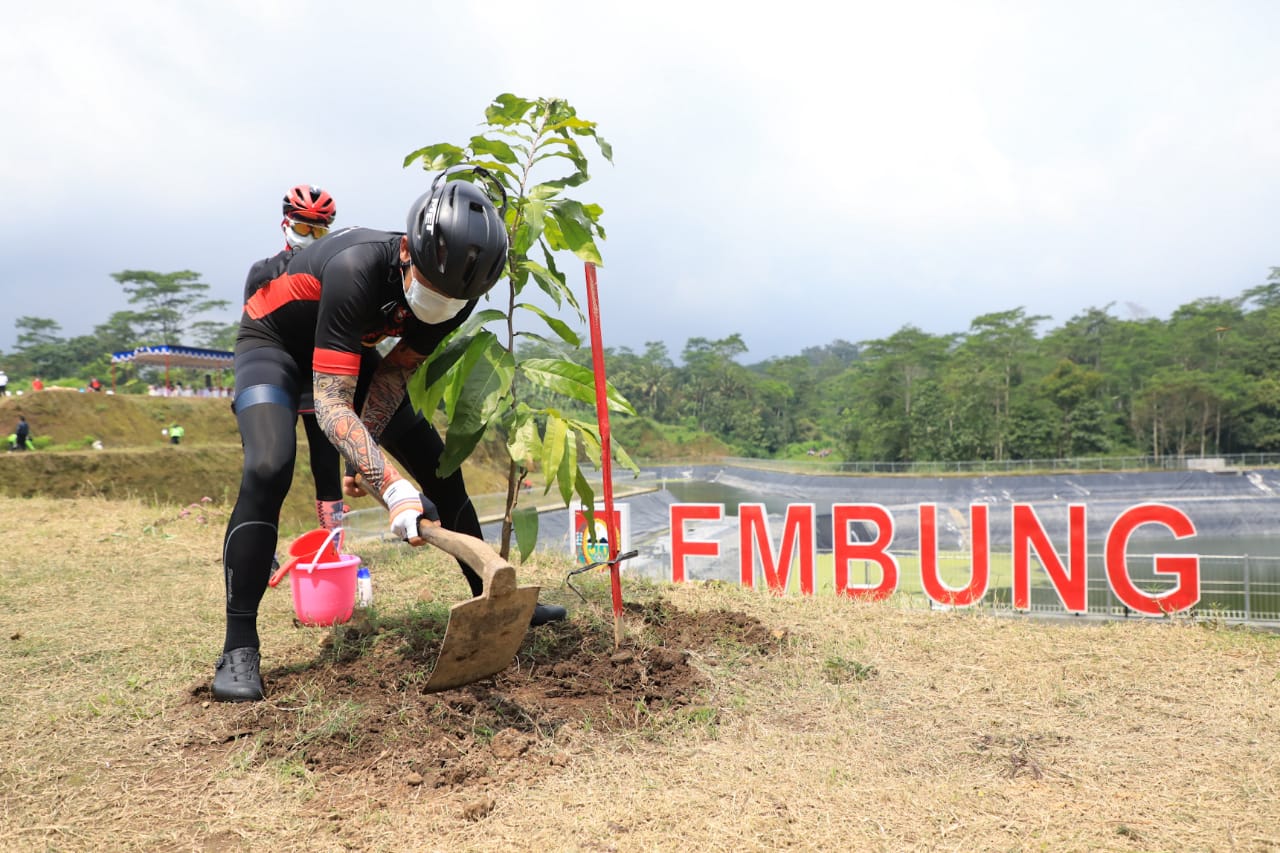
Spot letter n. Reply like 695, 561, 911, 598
1012, 504, 1088, 613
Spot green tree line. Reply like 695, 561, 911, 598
7, 257, 1279, 465
1, 271, 233, 385
531, 268, 1280, 463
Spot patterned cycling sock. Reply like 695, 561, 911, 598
317, 499, 345, 530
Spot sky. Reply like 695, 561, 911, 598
4, 1, 1279, 365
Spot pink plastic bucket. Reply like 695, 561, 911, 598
290, 553, 361, 626
272, 528, 361, 626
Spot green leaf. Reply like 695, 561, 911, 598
512, 506, 539, 562
511, 330, 561, 349
545, 201, 604, 266
492, 126, 534, 148
592, 134, 613, 163
566, 417, 603, 468
519, 199, 548, 246
515, 302, 581, 346
533, 144, 589, 174
573, 470, 596, 524
446, 334, 515, 434
520, 258, 566, 309
532, 174, 588, 195
555, 425, 578, 507
527, 182, 565, 201
542, 250, 584, 314
438, 426, 486, 478
455, 308, 507, 334
510, 224, 536, 267
468, 160, 518, 181
485, 93, 536, 126
506, 406, 542, 465
469, 136, 519, 165
433, 336, 511, 476
541, 412, 567, 495
561, 415, 639, 476
522, 358, 637, 414
521, 358, 595, 407
403, 142, 466, 170
611, 441, 642, 476
545, 115, 596, 132
407, 333, 474, 418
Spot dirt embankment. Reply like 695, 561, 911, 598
0, 392, 732, 532
0, 392, 509, 531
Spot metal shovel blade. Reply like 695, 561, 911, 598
417, 524, 539, 692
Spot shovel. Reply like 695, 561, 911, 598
413, 519, 540, 692
352, 476, 540, 690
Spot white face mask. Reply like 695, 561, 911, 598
405, 271, 469, 324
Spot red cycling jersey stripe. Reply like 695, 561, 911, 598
245, 273, 322, 319
313, 347, 361, 376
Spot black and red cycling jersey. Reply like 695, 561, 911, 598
242, 246, 295, 303
237, 227, 474, 376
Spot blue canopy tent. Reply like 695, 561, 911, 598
110, 345, 234, 393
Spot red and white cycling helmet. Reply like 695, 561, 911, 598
282, 184, 336, 249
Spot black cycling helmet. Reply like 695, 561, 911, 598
405, 167, 509, 300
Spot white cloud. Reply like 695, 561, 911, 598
1, 0, 1278, 360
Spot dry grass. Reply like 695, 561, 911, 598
2, 494, 1279, 852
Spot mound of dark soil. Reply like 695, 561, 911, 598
178, 601, 780, 800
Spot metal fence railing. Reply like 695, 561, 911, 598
922, 553, 1280, 624
722, 453, 1280, 476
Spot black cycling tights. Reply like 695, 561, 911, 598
222, 393, 299, 652
221, 347, 487, 652
380, 402, 485, 597
301, 413, 343, 503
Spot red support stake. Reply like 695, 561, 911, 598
584, 262, 624, 640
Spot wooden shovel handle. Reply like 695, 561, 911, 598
352, 472, 515, 598
417, 522, 516, 597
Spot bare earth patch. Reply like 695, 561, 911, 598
177, 603, 778, 805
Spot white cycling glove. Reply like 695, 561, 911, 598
384, 480, 424, 541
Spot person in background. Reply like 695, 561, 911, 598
243, 184, 345, 530
169, 422, 184, 445
31, 377, 43, 392
14, 415, 30, 451
88, 377, 102, 393
214, 169, 564, 703
0, 369, 8, 396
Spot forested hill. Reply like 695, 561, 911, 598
7, 270, 1280, 466
577, 277, 1280, 462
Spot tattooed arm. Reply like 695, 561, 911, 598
312, 369, 401, 497
314, 342, 433, 544
360, 341, 422, 443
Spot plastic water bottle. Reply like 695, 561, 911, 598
355, 566, 373, 609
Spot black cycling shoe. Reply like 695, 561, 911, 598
212, 647, 264, 702
530, 603, 567, 627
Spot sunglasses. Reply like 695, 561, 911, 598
287, 220, 330, 239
